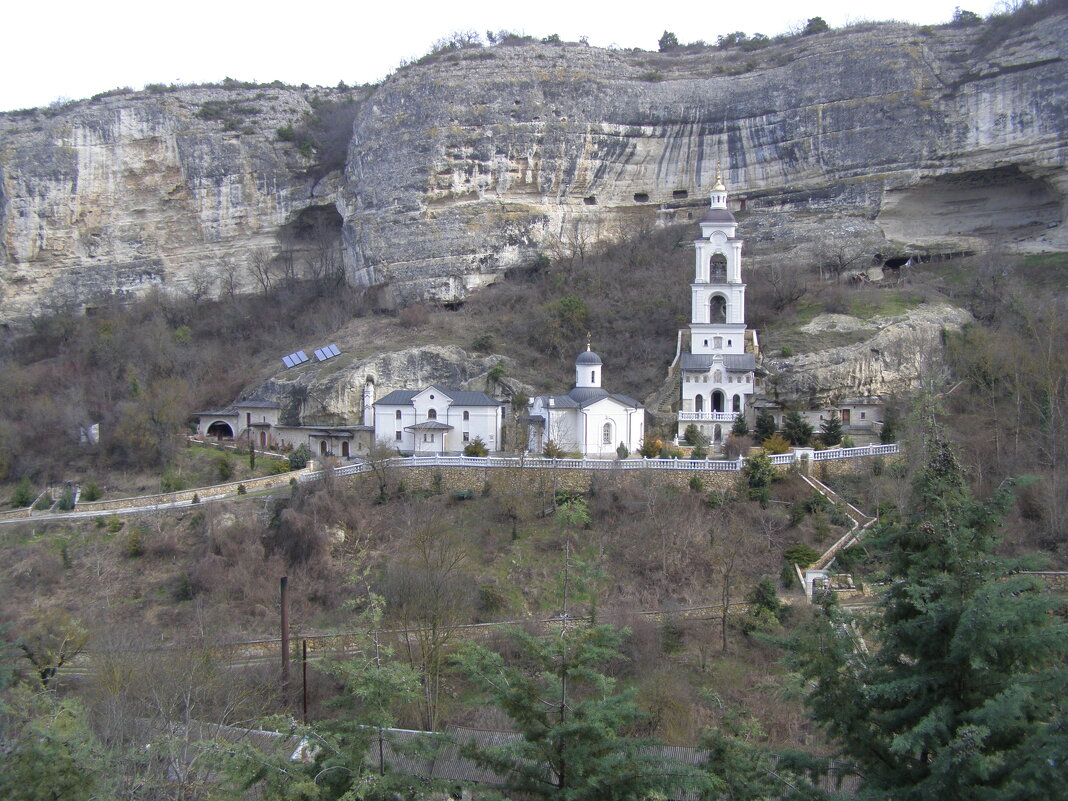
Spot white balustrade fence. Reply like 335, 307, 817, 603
301, 444, 899, 482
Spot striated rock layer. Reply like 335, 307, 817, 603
2, 14, 1067, 323
762, 304, 973, 406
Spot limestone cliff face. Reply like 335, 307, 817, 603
0, 86, 363, 320
2, 14, 1067, 323
342, 17, 1068, 302
763, 304, 973, 406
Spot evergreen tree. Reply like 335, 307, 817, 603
453, 625, 708, 801
754, 409, 777, 444
731, 413, 749, 438
782, 410, 812, 446
790, 426, 1068, 800
820, 413, 843, 446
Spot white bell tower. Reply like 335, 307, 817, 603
690, 172, 746, 355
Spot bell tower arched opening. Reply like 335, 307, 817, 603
710, 295, 727, 324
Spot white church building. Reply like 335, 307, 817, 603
372, 386, 504, 454
526, 345, 645, 458
678, 175, 757, 443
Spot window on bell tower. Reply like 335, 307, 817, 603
710, 253, 727, 282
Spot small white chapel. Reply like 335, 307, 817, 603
526, 344, 645, 458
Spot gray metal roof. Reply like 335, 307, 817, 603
680, 353, 756, 372
546, 387, 643, 409
405, 420, 454, 431
235, 397, 281, 408
575, 349, 602, 366
374, 390, 419, 405
374, 388, 501, 407
700, 208, 737, 225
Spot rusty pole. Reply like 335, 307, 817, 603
280, 576, 290, 710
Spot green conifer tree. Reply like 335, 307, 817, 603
790, 425, 1068, 799
782, 410, 812, 446
754, 409, 777, 444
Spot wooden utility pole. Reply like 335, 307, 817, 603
280, 576, 290, 710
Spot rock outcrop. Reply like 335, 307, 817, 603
249, 345, 514, 425
762, 303, 973, 406
2, 12, 1067, 323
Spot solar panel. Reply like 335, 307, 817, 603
282, 355, 294, 368
328, 344, 341, 357
314, 348, 327, 361
296, 351, 309, 363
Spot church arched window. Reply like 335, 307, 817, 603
733, 394, 741, 413
463, 410, 469, 421
602, 422, 612, 445
695, 395, 704, 412
710, 295, 727, 324
710, 253, 727, 282
427, 408, 437, 420
591, 370, 596, 383
395, 410, 402, 420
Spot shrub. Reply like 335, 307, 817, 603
615, 443, 629, 460
191, 493, 200, 504
683, 424, 708, 447
724, 434, 751, 460
659, 443, 685, 459
782, 410, 812, 446
123, 526, 146, 558
658, 30, 680, 51
761, 433, 791, 454
237, 483, 247, 495
780, 346, 794, 357
743, 452, 776, 499
841, 434, 855, 449
802, 16, 830, 35
33, 494, 52, 511
55, 487, 75, 511
80, 480, 102, 502
638, 435, 663, 458
488, 361, 506, 385
288, 444, 312, 470
268, 459, 292, 475
398, 304, 429, 328
804, 491, 830, 514
470, 332, 495, 353
691, 442, 708, 460
754, 409, 777, 443
730, 413, 749, 438
784, 544, 820, 568
11, 477, 35, 508
464, 436, 489, 457
106, 515, 123, 533
820, 413, 843, 446
688, 474, 704, 492
217, 453, 235, 482
160, 470, 184, 493
543, 440, 566, 459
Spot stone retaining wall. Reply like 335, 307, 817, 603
66, 470, 304, 514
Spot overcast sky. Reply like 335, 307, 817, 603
2, 0, 1006, 112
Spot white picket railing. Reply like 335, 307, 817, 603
678, 411, 738, 422
302, 444, 899, 482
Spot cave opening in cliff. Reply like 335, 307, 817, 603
279, 204, 344, 285
876, 165, 1062, 244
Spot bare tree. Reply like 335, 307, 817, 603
248, 247, 276, 295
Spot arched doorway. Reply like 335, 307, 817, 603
713, 424, 722, 443
260, 430, 267, 449
710, 295, 727, 324
695, 394, 704, 413
341, 441, 350, 458
319, 440, 328, 456
207, 421, 233, 439
712, 391, 725, 413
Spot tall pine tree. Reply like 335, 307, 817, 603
790, 425, 1067, 800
